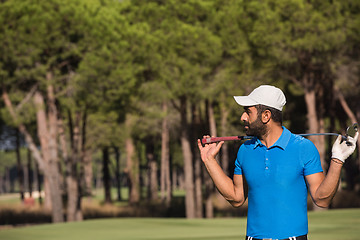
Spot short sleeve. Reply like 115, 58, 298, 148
302, 139, 323, 176
234, 147, 243, 175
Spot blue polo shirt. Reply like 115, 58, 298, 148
234, 127, 323, 239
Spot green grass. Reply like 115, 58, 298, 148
308, 209, 360, 240
0, 209, 359, 240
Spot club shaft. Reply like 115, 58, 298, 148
298, 133, 340, 137
201, 133, 343, 145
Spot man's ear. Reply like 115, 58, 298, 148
261, 110, 271, 124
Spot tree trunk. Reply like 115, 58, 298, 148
63, 111, 83, 222
102, 147, 112, 204
180, 97, 196, 218
125, 136, 140, 204
23, 161, 29, 197
165, 151, 171, 205
96, 160, 103, 189
74, 112, 83, 221
208, 101, 217, 138
34, 87, 64, 222
178, 170, 185, 190
205, 101, 220, 218
34, 161, 42, 205
46, 80, 64, 216
218, 103, 231, 211
160, 101, 171, 205
81, 109, 92, 198
26, 148, 33, 197
83, 149, 92, 197
194, 150, 203, 218
59, 117, 72, 221
114, 147, 122, 201
0, 175, 3, 194
5, 167, 10, 193
172, 168, 178, 190
220, 98, 230, 175
147, 144, 158, 201
15, 129, 25, 201
34, 91, 51, 209
66, 163, 79, 221
191, 104, 203, 218
43, 178, 51, 209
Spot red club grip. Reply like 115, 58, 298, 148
201, 136, 250, 145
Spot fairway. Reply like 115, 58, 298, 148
0, 209, 359, 240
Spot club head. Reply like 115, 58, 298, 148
346, 123, 358, 139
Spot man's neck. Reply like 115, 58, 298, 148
259, 124, 283, 148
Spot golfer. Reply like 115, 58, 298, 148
197, 85, 358, 240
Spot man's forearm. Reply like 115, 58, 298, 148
315, 130, 359, 207
314, 159, 343, 207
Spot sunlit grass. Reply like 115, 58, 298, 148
0, 209, 359, 240
0, 193, 22, 205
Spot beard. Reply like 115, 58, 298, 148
244, 116, 267, 138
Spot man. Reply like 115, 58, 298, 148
197, 85, 358, 240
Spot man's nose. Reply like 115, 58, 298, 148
240, 112, 248, 122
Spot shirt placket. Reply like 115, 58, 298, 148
264, 148, 270, 176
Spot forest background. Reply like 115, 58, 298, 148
1, 0, 360, 225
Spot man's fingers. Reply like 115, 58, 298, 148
353, 132, 359, 142
216, 141, 225, 151
346, 132, 358, 145
197, 139, 204, 149
198, 135, 225, 153
198, 135, 210, 148
345, 132, 358, 147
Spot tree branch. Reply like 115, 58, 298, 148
170, 99, 181, 112
334, 86, 358, 123
15, 84, 38, 112
334, 86, 360, 165
1, 87, 45, 171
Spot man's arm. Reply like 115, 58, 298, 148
197, 138, 247, 207
306, 132, 358, 208
305, 160, 342, 208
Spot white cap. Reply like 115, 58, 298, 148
233, 85, 286, 111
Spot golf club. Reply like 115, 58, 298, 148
201, 123, 358, 146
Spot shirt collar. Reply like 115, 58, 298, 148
253, 126, 291, 150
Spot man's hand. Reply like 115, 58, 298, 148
197, 135, 224, 162
331, 132, 359, 162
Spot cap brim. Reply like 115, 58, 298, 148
233, 96, 258, 107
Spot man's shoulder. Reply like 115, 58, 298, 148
288, 132, 319, 154
289, 133, 315, 145
237, 138, 256, 155
241, 137, 257, 147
